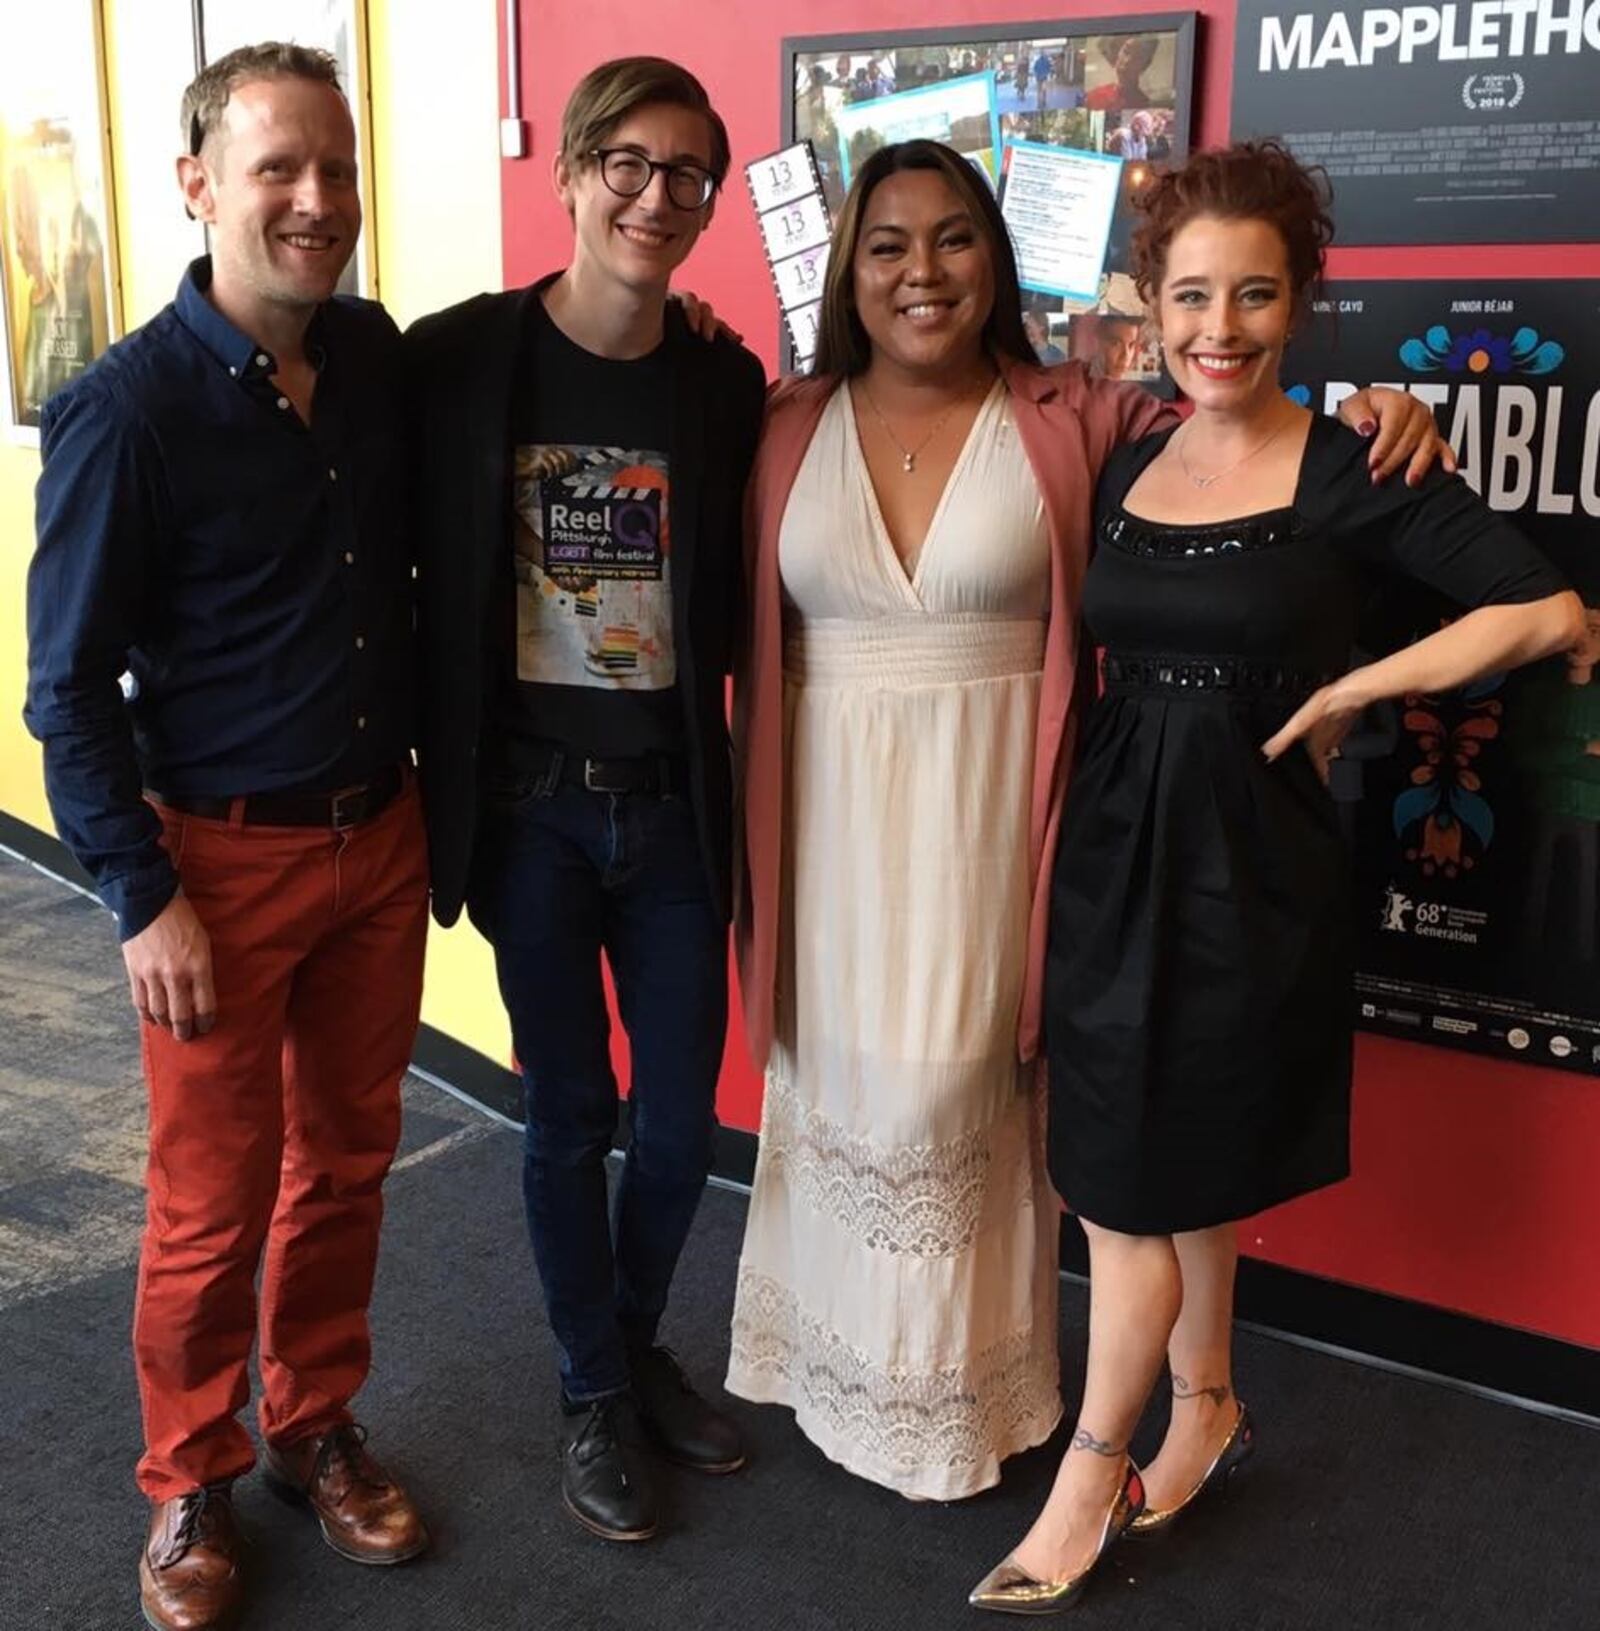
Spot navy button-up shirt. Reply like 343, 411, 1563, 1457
24, 258, 413, 939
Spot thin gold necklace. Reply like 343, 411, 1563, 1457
857, 382, 967, 474
1176, 416, 1292, 490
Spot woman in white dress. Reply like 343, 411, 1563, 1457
726, 140, 1442, 1501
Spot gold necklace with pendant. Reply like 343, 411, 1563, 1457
858, 382, 965, 473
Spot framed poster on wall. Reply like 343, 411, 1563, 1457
1284, 280, 1600, 1074
0, 3, 122, 441
781, 15, 1196, 375
192, 0, 377, 298
1231, 0, 1600, 245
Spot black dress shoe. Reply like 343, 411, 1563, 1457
561, 1397, 657, 1542
629, 1345, 747, 1474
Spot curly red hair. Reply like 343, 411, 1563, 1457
1131, 140, 1334, 314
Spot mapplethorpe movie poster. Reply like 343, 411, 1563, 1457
1285, 282, 1600, 1075
1231, 0, 1600, 243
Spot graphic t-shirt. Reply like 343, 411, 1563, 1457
498, 296, 683, 759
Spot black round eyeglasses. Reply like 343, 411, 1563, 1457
588, 147, 717, 211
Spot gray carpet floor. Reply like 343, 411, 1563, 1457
2, 848, 1598, 1631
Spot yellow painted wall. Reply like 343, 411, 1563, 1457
0, 461, 38, 824
1, 1, 511, 1066
365, 0, 510, 1063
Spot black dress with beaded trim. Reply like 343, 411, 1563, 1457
1045, 414, 1566, 1234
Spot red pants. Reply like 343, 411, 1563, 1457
133, 783, 428, 1500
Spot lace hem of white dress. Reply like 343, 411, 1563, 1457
761, 1070, 1020, 1258
727, 1266, 1062, 1500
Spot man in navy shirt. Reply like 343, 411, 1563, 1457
25, 43, 428, 1631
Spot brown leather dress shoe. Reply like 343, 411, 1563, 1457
261, 1424, 428, 1565
139, 1486, 244, 1631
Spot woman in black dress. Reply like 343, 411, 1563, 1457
971, 143, 1582, 1614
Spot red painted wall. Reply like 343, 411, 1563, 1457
498, 1, 1600, 1349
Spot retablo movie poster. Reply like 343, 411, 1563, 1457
1285, 281, 1600, 1074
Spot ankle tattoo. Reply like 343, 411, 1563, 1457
1070, 1427, 1126, 1458
1171, 1374, 1231, 1407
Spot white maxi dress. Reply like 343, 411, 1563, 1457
726, 381, 1062, 1501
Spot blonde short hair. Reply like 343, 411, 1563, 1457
181, 41, 343, 156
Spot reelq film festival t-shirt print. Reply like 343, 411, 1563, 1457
511, 444, 674, 689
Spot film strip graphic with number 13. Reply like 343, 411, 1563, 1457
744, 142, 831, 369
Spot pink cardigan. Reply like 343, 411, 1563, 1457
734, 356, 1177, 1070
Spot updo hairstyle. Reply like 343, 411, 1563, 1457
1130, 140, 1335, 316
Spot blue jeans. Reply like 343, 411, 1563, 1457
467, 765, 727, 1403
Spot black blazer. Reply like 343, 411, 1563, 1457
405, 280, 766, 927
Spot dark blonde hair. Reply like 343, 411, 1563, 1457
560, 57, 730, 185
181, 42, 342, 157
812, 140, 1033, 377
1132, 140, 1335, 315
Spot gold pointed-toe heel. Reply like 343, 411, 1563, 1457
968, 1460, 1144, 1616
1127, 1404, 1254, 1537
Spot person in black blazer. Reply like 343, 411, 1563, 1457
406, 57, 764, 1544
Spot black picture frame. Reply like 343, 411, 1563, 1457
779, 14, 1199, 374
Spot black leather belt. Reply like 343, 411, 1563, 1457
555, 751, 682, 796
148, 764, 406, 830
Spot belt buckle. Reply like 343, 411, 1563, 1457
331, 787, 365, 830
582, 758, 620, 794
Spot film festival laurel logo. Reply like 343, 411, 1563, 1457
1461, 69, 1525, 111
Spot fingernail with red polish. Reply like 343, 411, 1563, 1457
1356, 419, 1377, 437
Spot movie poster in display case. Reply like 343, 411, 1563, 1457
0, 3, 121, 440
1284, 280, 1600, 1074
781, 16, 1195, 377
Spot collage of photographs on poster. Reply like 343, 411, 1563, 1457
788, 21, 1191, 389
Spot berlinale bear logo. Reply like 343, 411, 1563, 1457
1380, 884, 1415, 933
